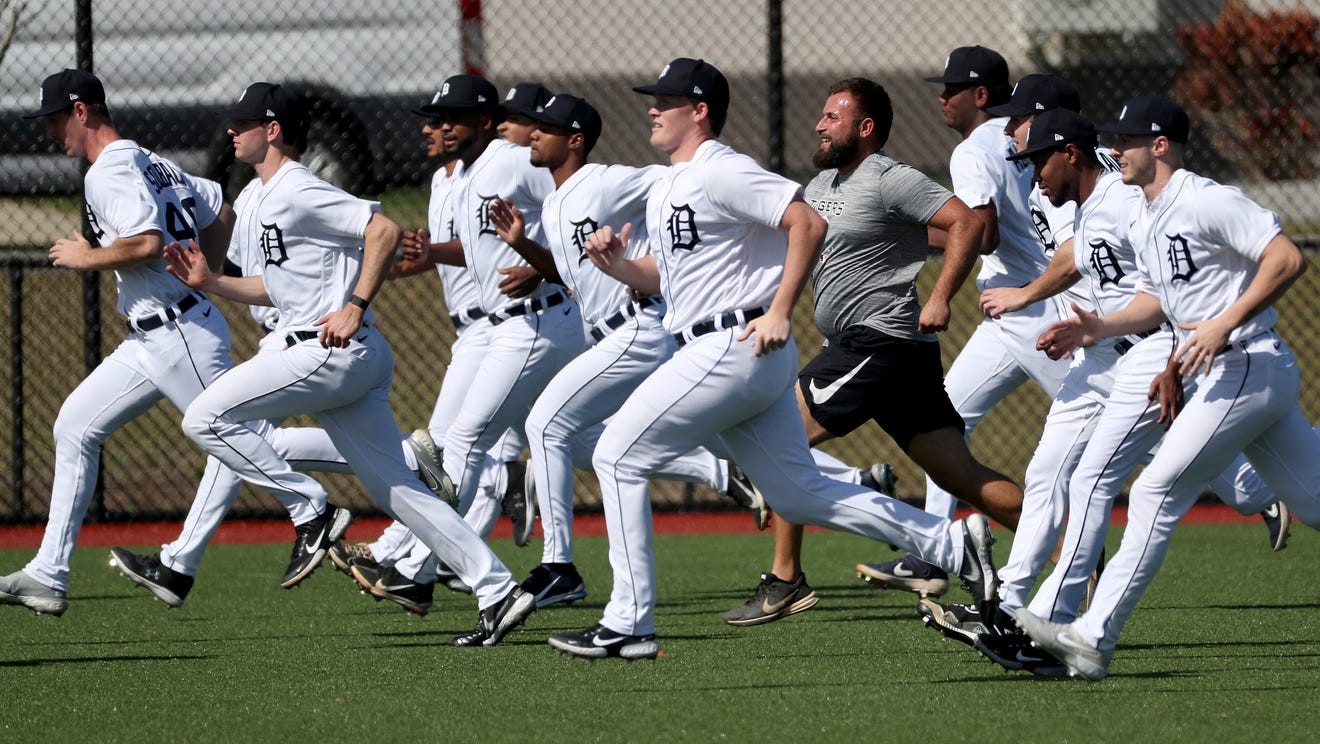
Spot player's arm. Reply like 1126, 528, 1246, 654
980, 238, 1081, 318
489, 198, 561, 282
318, 213, 402, 348
1176, 233, 1306, 376
164, 241, 271, 305
920, 196, 984, 332
401, 230, 467, 267
48, 229, 164, 271
583, 223, 661, 295
392, 228, 440, 279
196, 203, 236, 272
739, 199, 826, 356
1037, 292, 1166, 360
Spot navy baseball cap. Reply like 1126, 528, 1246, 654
414, 74, 503, 115
988, 74, 1081, 117
527, 93, 603, 151
633, 58, 730, 115
1007, 108, 1098, 161
227, 82, 309, 143
503, 82, 553, 117
1097, 95, 1190, 143
23, 69, 106, 118
924, 46, 1010, 90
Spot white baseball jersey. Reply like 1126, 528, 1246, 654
1130, 169, 1282, 345
231, 160, 380, 332
427, 161, 481, 314
225, 183, 281, 332
541, 163, 667, 325
451, 138, 557, 312
648, 139, 800, 331
1071, 171, 1147, 318
83, 140, 223, 318
951, 119, 1044, 292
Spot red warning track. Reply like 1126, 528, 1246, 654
0, 503, 1262, 549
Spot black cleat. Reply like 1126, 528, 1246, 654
363, 566, 434, 616
501, 461, 536, 547
451, 587, 536, 647
520, 563, 588, 609
974, 629, 1067, 677
108, 548, 194, 608
281, 506, 352, 588
328, 540, 374, 575
548, 624, 660, 660
916, 598, 986, 648
1261, 502, 1291, 552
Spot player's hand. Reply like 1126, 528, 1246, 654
584, 223, 630, 276
1147, 365, 1185, 429
313, 304, 365, 348
738, 309, 791, 357
1037, 318, 1082, 360
489, 199, 526, 246
980, 286, 1028, 319
163, 239, 215, 290
918, 298, 951, 333
401, 228, 430, 262
1175, 317, 1232, 377
498, 265, 543, 298
48, 229, 96, 270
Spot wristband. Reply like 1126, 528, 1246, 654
349, 294, 370, 310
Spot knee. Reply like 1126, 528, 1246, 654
181, 403, 214, 442
52, 403, 98, 449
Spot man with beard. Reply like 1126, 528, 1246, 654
723, 77, 1024, 625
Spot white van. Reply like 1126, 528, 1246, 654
0, 0, 480, 195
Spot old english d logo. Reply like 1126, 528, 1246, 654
1165, 233, 1196, 282
570, 217, 599, 263
1088, 239, 1125, 287
261, 221, 289, 266
476, 194, 499, 237
667, 204, 699, 253
1030, 206, 1056, 254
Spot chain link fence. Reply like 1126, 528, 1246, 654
2, 0, 1318, 523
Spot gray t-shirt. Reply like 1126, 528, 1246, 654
804, 152, 952, 341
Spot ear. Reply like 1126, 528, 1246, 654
857, 117, 875, 139
972, 85, 991, 109
70, 100, 90, 123
692, 100, 710, 125
568, 131, 586, 153
1151, 135, 1171, 157
1064, 143, 1083, 164
267, 119, 283, 145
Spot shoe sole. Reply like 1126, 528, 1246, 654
281, 508, 353, 590
1270, 502, 1292, 552
0, 590, 67, 616
108, 550, 184, 608
409, 431, 458, 507
916, 598, 980, 649
511, 465, 536, 548
722, 590, 819, 627
349, 563, 385, 597
547, 635, 661, 660
484, 590, 537, 646
855, 563, 949, 597
961, 514, 999, 605
368, 586, 432, 616
727, 470, 771, 531
1012, 608, 1109, 681
533, 586, 588, 609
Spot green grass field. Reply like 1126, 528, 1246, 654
2, 523, 1316, 742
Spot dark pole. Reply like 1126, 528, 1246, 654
75, 0, 105, 518
9, 265, 23, 518
766, 0, 785, 175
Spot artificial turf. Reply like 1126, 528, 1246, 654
1, 522, 1316, 742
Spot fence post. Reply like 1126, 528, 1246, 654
8, 264, 23, 518
76, 0, 106, 519
766, 0, 784, 175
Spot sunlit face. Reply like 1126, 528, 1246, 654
1110, 133, 1157, 187
647, 94, 700, 154
498, 113, 538, 146
227, 119, 272, 165
529, 124, 574, 169
813, 92, 866, 170
1005, 113, 1034, 153
438, 108, 490, 162
1029, 148, 1074, 207
421, 118, 445, 158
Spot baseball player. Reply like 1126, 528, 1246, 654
0, 71, 344, 617
498, 82, 553, 147
546, 58, 1001, 660
858, 46, 1069, 593
139, 82, 536, 645
1015, 96, 1320, 680
724, 77, 1026, 627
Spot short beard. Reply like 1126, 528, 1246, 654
812, 134, 860, 170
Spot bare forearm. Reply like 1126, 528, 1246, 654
772, 203, 826, 316
1021, 240, 1081, 305
609, 255, 661, 296
206, 274, 272, 305
928, 215, 982, 306
81, 233, 164, 270
198, 204, 236, 272
506, 236, 561, 283
1095, 292, 1167, 338
428, 238, 467, 267
354, 215, 402, 304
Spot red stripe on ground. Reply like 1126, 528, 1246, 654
0, 503, 1264, 549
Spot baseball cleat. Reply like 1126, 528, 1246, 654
0, 569, 68, 616
859, 462, 898, 497
108, 548, 193, 608
957, 514, 1000, 610
361, 566, 434, 616
434, 561, 473, 594
726, 464, 771, 531
548, 624, 660, 660
916, 598, 986, 648
856, 554, 949, 597
974, 628, 1067, 677
520, 562, 588, 609
500, 460, 536, 547
348, 557, 385, 600
407, 429, 456, 507
1261, 501, 1291, 552
722, 571, 818, 627
282, 506, 352, 589
451, 587, 536, 647
328, 540, 374, 575
1013, 608, 1111, 681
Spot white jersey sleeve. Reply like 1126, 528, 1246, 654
1198, 184, 1282, 262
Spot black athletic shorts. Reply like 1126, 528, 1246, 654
797, 325, 964, 451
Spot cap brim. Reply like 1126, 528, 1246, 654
21, 102, 72, 119
923, 74, 973, 84
986, 102, 1032, 117
632, 83, 688, 97
1096, 123, 1149, 137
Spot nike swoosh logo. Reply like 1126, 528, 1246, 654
760, 595, 793, 614
302, 525, 328, 555
891, 563, 916, 578
1015, 649, 1046, 663
592, 634, 625, 647
1054, 631, 1095, 654
808, 355, 873, 405
203, 308, 212, 317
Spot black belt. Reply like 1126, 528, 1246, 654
591, 296, 662, 342
284, 330, 320, 348
674, 307, 766, 347
448, 305, 485, 329
488, 290, 566, 326
126, 293, 202, 333
1113, 324, 1166, 356
1218, 329, 1279, 355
